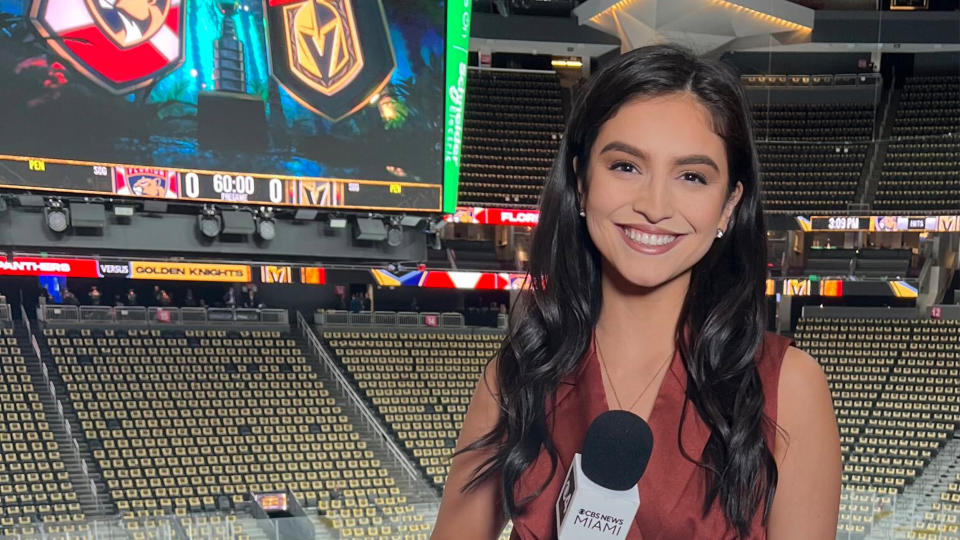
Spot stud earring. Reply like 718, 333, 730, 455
579, 209, 586, 217
716, 228, 724, 239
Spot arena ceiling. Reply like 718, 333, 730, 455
573, 0, 815, 56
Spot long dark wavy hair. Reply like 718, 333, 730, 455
457, 43, 773, 535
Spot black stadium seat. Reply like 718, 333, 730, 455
458, 70, 564, 208
875, 75, 960, 213
752, 103, 872, 215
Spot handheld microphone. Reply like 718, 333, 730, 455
556, 410, 654, 540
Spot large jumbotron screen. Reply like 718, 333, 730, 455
0, 0, 472, 213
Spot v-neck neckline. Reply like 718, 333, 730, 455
590, 332, 684, 425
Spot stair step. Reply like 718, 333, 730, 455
16, 320, 112, 520
296, 326, 441, 506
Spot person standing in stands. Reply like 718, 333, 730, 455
153, 285, 162, 306
433, 44, 840, 540
224, 286, 237, 308
242, 285, 259, 308
61, 289, 79, 306
88, 285, 101, 306
125, 289, 138, 306
38, 285, 50, 307
184, 289, 198, 307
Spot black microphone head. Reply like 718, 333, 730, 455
581, 410, 654, 491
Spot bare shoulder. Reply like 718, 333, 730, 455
780, 346, 826, 387
767, 346, 841, 539
457, 352, 502, 453
774, 346, 835, 459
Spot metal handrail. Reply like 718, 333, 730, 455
19, 304, 29, 335
20, 304, 95, 504
317, 309, 471, 329
295, 311, 422, 485
39, 305, 289, 327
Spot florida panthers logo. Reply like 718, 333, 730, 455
266, 0, 395, 121
113, 166, 180, 199
30, 0, 184, 93
85, 0, 171, 49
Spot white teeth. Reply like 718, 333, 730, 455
623, 227, 676, 246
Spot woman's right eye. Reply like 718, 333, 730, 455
609, 161, 638, 174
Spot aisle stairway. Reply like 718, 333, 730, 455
13, 322, 111, 519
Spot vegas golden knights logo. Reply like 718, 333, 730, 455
783, 279, 810, 296
286, 0, 363, 96
266, 0, 395, 121
297, 179, 342, 207
938, 215, 958, 232
260, 266, 293, 284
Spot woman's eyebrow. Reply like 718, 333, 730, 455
674, 154, 720, 173
600, 140, 720, 173
599, 141, 647, 160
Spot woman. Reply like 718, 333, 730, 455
432, 44, 840, 539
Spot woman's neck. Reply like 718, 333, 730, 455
595, 262, 690, 362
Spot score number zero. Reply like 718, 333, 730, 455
183, 172, 284, 203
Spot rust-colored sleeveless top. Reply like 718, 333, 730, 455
510, 331, 794, 540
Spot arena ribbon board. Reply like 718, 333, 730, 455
443, 0, 473, 213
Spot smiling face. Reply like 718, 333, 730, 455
579, 91, 743, 289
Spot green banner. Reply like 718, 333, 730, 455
442, 0, 473, 214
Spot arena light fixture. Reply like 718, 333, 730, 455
293, 209, 318, 221
426, 218, 444, 250
329, 215, 348, 229
197, 205, 222, 238
142, 200, 168, 214
399, 215, 424, 228
17, 195, 45, 208
44, 199, 69, 233
354, 217, 388, 241
256, 207, 276, 241
113, 205, 135, 217
386, 217, 403, 247
221, 209, 256, 235
70, 202, 106, 229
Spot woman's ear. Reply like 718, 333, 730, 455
573, 156, 583, 203
720, 181, 744, 230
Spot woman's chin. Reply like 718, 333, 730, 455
604, 260, 690, 293
610, 268, 673, 291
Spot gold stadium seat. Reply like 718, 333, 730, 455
796, 316, 960, 535
38, 326, 415, 536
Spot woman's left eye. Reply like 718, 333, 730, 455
681, 172, 707, 184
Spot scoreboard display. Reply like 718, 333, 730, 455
0, 0, 473, 213
0, 154, 439, 210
